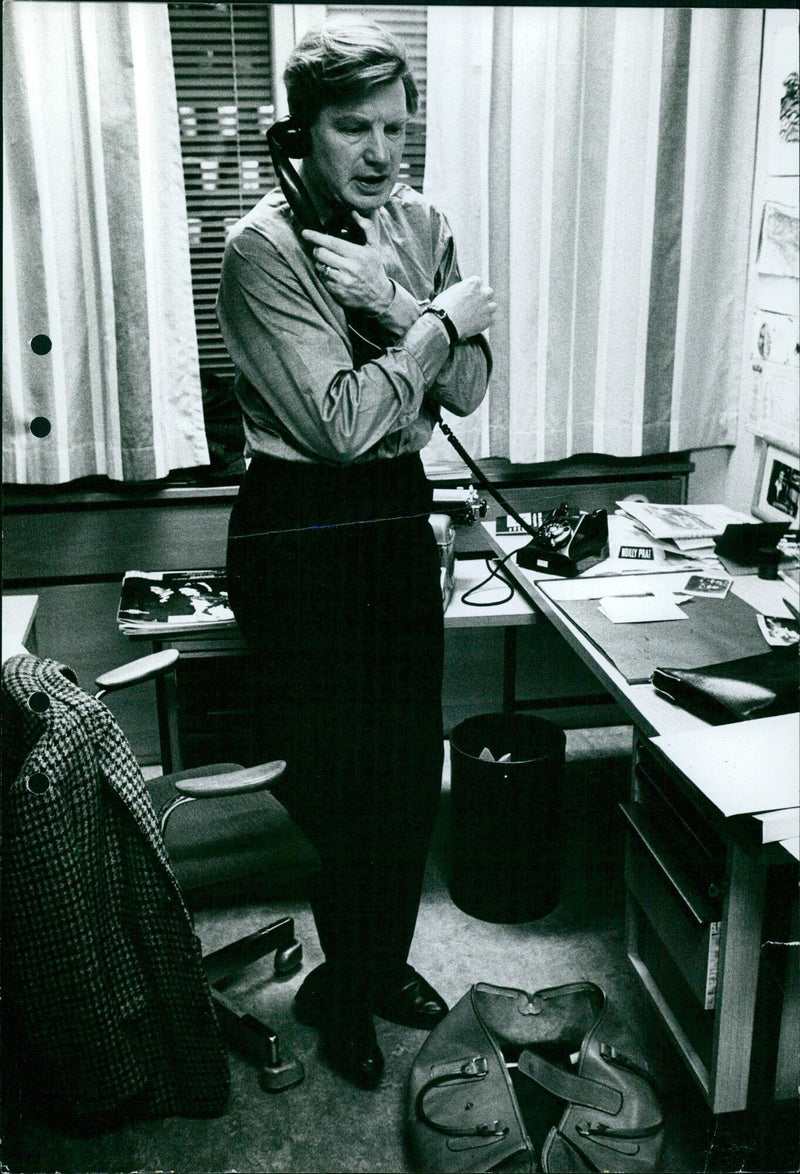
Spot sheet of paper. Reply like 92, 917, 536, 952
651, 713, 800, 816
599, 594, 689, 624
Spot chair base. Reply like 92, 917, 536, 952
204, 917, 304, 1092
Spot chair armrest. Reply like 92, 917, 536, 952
173, 761, 287, 799
95, 648, 180, 694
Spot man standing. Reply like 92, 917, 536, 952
218, 17, 495, 1089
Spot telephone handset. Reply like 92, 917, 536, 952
267, 116, 387, 364
267, 118, 366, 245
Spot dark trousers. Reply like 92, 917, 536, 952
226, 454, 444, 998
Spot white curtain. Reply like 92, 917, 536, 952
423, 6, 762, 465
3, 1, 208, 484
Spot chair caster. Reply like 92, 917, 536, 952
275, 938, 303, 976
260, 1055, 305, 1092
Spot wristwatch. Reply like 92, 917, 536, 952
422, 304, 459, 347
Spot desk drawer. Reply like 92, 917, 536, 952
633, 740, 726, 893
620, 801, 722, 926
631, 903, 716, 1073
625, 830, 722, 1010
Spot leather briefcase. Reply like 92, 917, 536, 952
407, 980, 663, 1173
651, 644, 799, 725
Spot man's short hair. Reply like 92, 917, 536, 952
284, 17, 419, 129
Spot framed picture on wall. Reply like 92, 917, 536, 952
752, 441, 800, 524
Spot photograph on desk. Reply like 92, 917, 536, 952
117, 569, 234, 635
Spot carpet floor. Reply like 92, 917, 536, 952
2, 727, 796, 1173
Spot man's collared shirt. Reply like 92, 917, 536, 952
216, 184, 491, 464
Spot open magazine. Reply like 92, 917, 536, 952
117, 569, 235, 635
615, 502, 753, 544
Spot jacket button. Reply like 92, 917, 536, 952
27, 692, 51, 714
26, 772, 52, 795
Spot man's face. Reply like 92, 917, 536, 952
303, 78, 408, 217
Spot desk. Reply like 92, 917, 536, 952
141, 560, 536, 775
484, 513, 799, 1115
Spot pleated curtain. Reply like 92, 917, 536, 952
3, 1, 209, 484
423, 6, 763, 466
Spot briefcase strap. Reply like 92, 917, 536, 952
415, 1056, 510, 1141
518, 1050, 622, 1116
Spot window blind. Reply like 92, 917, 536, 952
168, 4, 427, 378
168, 2, 275, 378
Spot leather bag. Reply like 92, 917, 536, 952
406, 981, 663, 1173
651, 644, 799, 725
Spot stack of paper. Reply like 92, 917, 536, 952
615, 502, 753, 560
651, 713, 798, 818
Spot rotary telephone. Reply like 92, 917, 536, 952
266, 119, 607, 576
514, 503, 609, 577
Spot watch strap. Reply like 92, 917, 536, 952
423, 304, 459, 347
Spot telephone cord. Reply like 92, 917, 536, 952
460, 550, 518, 608
433, 414, 541, 540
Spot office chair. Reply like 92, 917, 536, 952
3, 649, 306, 1106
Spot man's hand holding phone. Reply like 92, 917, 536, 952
302, 212, 394, 315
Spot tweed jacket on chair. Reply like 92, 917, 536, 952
1, 654, 230, 1128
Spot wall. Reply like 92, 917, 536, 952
689, 8, 799, 511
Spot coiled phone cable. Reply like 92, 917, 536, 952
429, 410, 544, 608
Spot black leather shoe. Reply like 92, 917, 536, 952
372, 966, 448, 1030
320, 1011, 384, 1091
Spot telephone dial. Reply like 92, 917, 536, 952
266, 119, 606, 576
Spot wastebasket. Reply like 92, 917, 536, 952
449, 713, 566, 923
